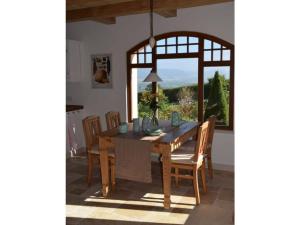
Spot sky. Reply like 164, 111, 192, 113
137, 58, 230, 91
157, 58, 198, 72
156, 58, 230, 82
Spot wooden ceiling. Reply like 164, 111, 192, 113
66, 0, 233, 24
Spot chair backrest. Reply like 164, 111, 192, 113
194, 121, 210, 163
206, 115, 216, 154
82, 115, 102, 150
105, 111, 121, 130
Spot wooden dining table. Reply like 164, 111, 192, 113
99, 121, 199, 209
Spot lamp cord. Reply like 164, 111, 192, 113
150, 0, 153, 37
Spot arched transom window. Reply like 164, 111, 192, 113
127, 31, 234, 130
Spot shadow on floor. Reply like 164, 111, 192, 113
66, 217, 181, 225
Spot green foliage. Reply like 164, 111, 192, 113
177, 87, 198, 121
207, 75, 230, 103
204, 71, 229, 125
138, 103, 151, 118
138, 73, 229, 124
139, 84, 168, 106
163, 85, 198, 103
158, 103, 176, 120
138, 83, 213, 103
138, 84, 169, 119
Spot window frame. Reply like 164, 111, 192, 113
127, 31, 234, 130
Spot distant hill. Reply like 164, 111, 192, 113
138, 69, 197, 91
138, 67, 229, 92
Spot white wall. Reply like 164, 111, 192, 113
66, 2, 234, 170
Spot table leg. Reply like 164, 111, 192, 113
162, 146, 171, 209
99, 137, 110, 197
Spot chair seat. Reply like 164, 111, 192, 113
171, 152, 196, 164
88, 145, 115, 157
171, 152, 204, 165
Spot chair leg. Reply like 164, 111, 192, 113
207, 154, 213, 178
110, 157, 116, 191
87, 153, 93, 186
193, 168, 200, 205
175, 168, 179, 187
201, 163, 207, 193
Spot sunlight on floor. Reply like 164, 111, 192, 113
66, 204, 190, 224
143, 192, 196, 207
85, 195, 195, 209
66, 192, 197, 224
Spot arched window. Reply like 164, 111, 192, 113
127, 31, 234, 130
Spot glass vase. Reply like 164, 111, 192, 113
151, 110, 159, 129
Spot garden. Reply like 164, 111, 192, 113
138, 71, 230, 125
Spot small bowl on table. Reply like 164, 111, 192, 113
144, 128, 163, 136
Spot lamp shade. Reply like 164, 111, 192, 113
143, 70, 162, 82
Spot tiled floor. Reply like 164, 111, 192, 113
66, 158, 234, 225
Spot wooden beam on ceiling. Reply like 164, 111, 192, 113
156, 9, 177, 18
67, 0, 136, 11
92, 17, 116, 24
67, 0, 233, 22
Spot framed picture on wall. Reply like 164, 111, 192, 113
91, 54, 112, 88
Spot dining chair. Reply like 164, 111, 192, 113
170, 121, 209, 205
105, 111, 121, 130
82, 115, 115, 188
179, 115, 216, 178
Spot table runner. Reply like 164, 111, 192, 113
113, 120, 175, 183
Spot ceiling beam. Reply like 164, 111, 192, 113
156, 9, 177, 18
92, 17, 116, 24
67, 0, 137, 11
67, 0, 233, 22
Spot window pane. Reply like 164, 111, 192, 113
213, 50, 221, 61
146, 53, 152, 63
145, 45, 152, 53
157, 39, 166, 46
189, 45, 199, 53
133, 68, 152, 119
204, 40, 212, 49
204, 66, 230, 126
167, 37, 176, 45
167, 46, 176, 54
222, 50, 231, 60
189, 37, 198, 44
138, 54, 144, 63
137, 68, 152, 92
178, 45, 187, 53
204, 51, 211, 61
156, 58, 198, 121
138, 47, 144, 53
157, 46, 165, 54
131, 54, 137, 64
178, 36, 187, 44
213, 42, 221, 49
